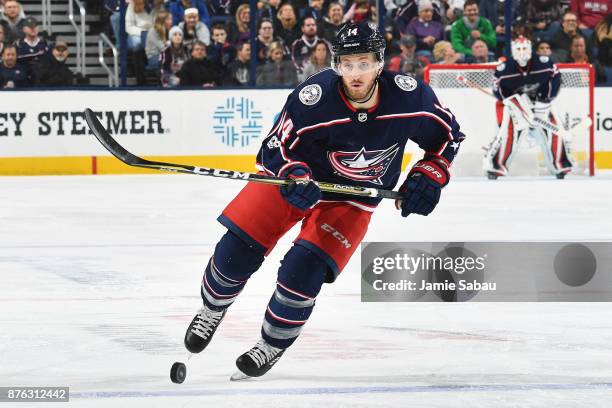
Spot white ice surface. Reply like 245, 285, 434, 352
2, 174, 612, 408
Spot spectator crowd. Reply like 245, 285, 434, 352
0, 0, 75, 88
2, 0, 612, 88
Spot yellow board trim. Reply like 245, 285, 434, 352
595, 151, 612, 169
3, 152, 612, 176
96, 155, 260, 174
0, 156, 93, 175
0, 153, 415, 176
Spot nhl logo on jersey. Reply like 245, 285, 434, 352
357, 112, 367, 122
394, 75, 417, 92
299, 84, 323, 106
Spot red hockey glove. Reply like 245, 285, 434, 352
396, 155, 450, 217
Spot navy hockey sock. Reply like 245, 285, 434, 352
261, 244, 327, 349
201, 230, 265, 311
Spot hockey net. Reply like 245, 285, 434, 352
424, 63, 595, 177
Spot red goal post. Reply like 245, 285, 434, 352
424, 63, 595, 177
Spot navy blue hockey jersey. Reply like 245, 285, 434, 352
493, 55, 561, 102
16, 38, 50, 65
256, 69, 465, 208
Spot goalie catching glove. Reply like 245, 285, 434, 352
279, 164, 321, 210
396, 155, 450, 217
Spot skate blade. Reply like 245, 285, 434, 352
230, 370, 252, 381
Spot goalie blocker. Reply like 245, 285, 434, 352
485, 36, 572, 179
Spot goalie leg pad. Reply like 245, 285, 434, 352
261, 244, 327, 349
536, 113, 573, 176
503, 94, 534, 129
485, 102, 521, 176
201, 230, 265, 311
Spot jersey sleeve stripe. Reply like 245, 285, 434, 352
496, 72, 522, 81
529, 68, 555, 75
435, 141, 449, 155
295, 117, 352, 136
289, 137, 301, 150
434, 103, 454, 121
375, 111, 454, 140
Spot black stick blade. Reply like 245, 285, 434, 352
84, 108, 145, 166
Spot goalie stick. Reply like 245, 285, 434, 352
83, 108, 403, 200
455, 74, 592, 139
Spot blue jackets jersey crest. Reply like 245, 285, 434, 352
256, 68, 465, 207
493, 55, 561, 102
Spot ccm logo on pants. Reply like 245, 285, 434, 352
320, 223, 351, 249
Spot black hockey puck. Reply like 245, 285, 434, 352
170, 362, 186, 384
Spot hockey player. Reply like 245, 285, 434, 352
183, 22, 465, 380
485, 36, 572, 179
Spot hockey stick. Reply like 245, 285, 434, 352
455, 74, 592, 139
83, 108, 402, 200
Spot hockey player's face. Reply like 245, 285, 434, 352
339, 53, 379, 100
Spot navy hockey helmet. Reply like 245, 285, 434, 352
331, 22, 386, 74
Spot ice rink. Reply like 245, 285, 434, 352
2, 174, 612, 407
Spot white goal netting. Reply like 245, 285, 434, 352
424, 63, 594, 177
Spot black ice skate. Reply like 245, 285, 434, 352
184, 305, 226, 353
230, 338, 286, 380
487, 171, 499, 180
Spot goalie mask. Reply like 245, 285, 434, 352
511, 36, 532, 67
331, 22, 385, 76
